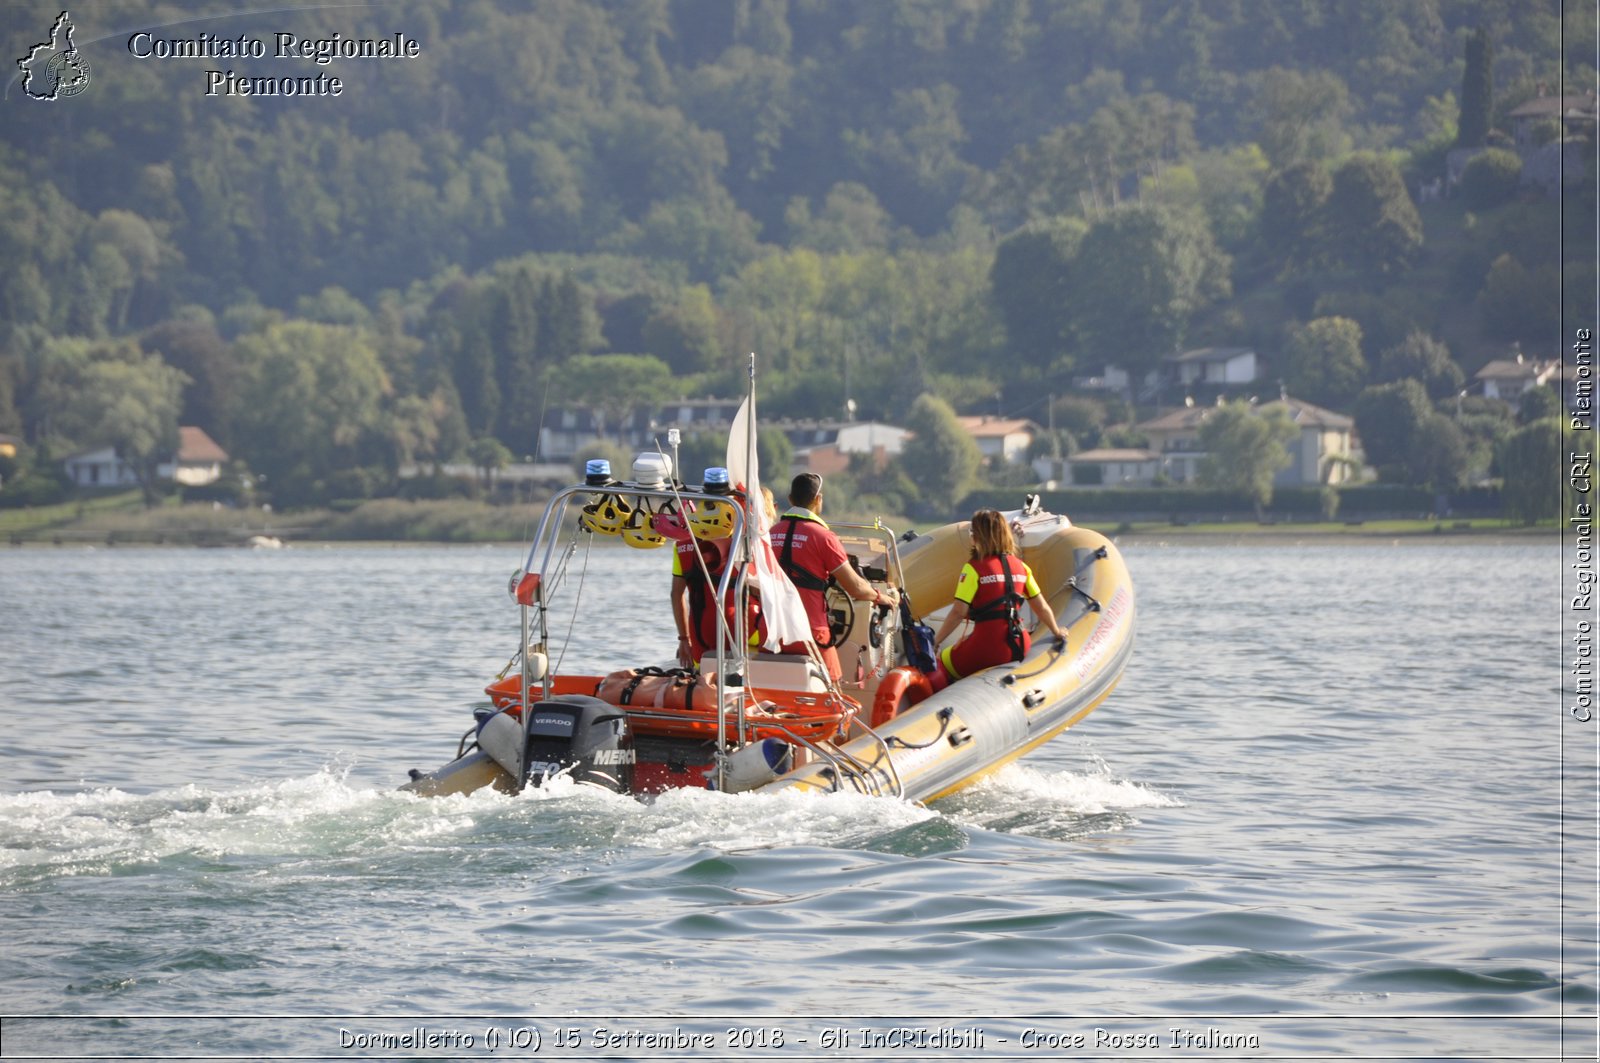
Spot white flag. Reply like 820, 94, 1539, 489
728, 396, 812, 650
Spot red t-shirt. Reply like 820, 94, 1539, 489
673, 538, 729, 659
768, 509, 847, 643
674, 538, 762, 658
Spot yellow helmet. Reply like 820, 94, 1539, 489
688, 497, 736, 540
620, 508, 666, 549
579, 494, 632, 536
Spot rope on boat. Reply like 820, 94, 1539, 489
882, 706, 955, 751
1003, 636, 1068, 685
551, 530, 594, 679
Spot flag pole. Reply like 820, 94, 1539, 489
744, 352, 757, 563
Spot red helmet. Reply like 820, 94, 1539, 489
650, 499, 693, 542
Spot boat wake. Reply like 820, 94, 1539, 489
0, 758, 1175, 889
935, 757, 1182, 841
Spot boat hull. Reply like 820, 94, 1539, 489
403, 501, 1133, 803
758, 520, 1134, 801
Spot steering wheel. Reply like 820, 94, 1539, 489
824, 583, 856, 646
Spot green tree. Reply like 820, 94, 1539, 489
785, 182, 893, 253
1253, 67, 1354, 168
52, 344, 188, 505
674, 432, 726, 486
1283, 317, 1368, 408
140, 317, 234, 445
1405, 414, 1469, 492
1197, 401, 1298, 513
1353, 379, 1431, 481
557, 353, 674, 442
295, 286, 372, 328
723, 249, 827, 377
1323, 154, 1423, 277
984, 93, 1197, 224
424, 279, 500, 437
614, 190, 765, 283
536, 274, 594, 363
1142, 145, 1270, 250
989, 218, 1085, 374
642, 285, 724, 374
1459, 148, 1523, 209
0, 354, 20, 437
757, 427, 793, 485
1457, 28, 1494, 149
569, 436, 635, 483
230, 321, 392, 504
844, 84, 976, 234
1375, 330, 1464, 400
1498, 418, 1562, 523
1453, 394, 1515, 484
1260, 163, 1331, 274
388, 394, 443, 470
87, 209, 168, 333
1518, 385, 1561, 424
1477, 254, 1561, 342
492, 266, 544, 454
467, 436, 513, 488
1066, 205, 1230, 374
899, 392, 981, 515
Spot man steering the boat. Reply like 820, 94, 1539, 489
769, 473, 898, 680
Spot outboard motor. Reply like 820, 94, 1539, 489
477, 695, 634, 793
523, 696, 635, 792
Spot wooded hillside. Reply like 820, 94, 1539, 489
1, 0, 1592, 514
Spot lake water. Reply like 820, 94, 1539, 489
0, 537, 1593, 1060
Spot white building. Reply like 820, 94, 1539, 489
956, 416, 1039, 464
1065, 447, 1164, 487
783, 420, 909, 477
63, 446, 140, 488
1474, 354, 1559, 403
1167, 347, 1259, 388
64, 426, 228, 488
1137, 396, 1358, 487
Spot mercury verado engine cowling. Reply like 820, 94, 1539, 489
477, 695, 634, 792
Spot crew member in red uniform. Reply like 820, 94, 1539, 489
671, 533, 733, 667
671, 472, 764, 668
768, 473, 897, 679
928, 508, 1066, 690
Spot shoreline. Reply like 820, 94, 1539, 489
4, 521, 1557, 549
1, 493, 1557, 548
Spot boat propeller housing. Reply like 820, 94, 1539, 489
477, 696, 634, 793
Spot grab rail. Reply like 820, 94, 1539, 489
515, 481, 751, 791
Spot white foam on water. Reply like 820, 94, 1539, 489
955, 759, 1183, 813
623, 784, 937, 851
499, 771, 939, 852
929, 757, 1183, 840
0, 751, 1176, 886
0, 766, 491, 882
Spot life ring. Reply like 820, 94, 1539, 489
871, 666, 933, 728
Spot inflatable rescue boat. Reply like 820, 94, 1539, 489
403, 451, 1135, 804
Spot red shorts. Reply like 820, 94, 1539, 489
940, 623, 1030, 680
